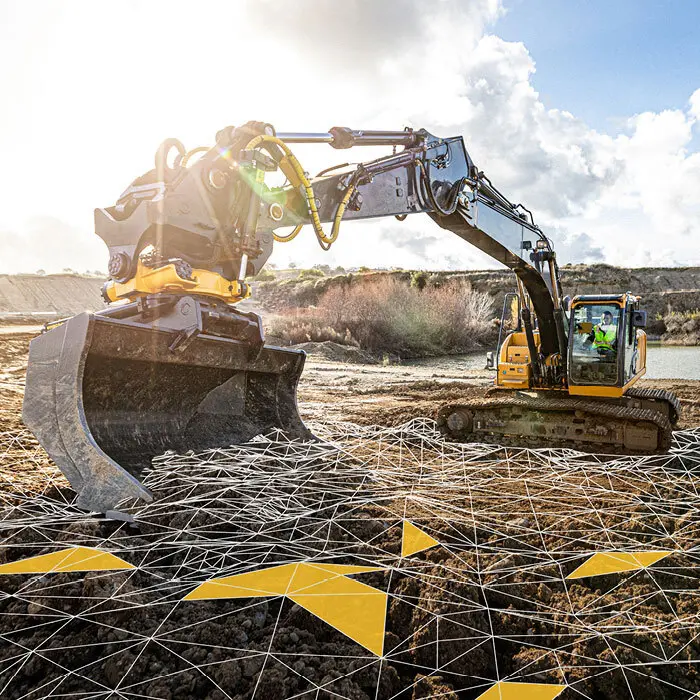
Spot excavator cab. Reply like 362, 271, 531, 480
567, 294, 647, 394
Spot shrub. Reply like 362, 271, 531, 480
268, 276, 494, 357
298, 268, 325, 279
410, 270, 429, 290
267, 316, 359, 347
254, 268, 276, 282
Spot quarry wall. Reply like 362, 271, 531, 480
0, 274, 104, 319
257, 264, 700, 320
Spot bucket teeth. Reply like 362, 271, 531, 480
22, 296, 311, 513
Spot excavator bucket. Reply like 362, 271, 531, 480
22, 295, 311, 513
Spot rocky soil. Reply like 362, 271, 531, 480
2, 328, 700, 699
663, 313, 700, 346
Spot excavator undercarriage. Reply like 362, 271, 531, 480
21, 121, 681, 512
438, 388, 680, 455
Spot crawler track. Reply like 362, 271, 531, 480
625, 386, 681, 426
437, 389, 676, 454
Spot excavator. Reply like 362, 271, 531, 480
22, 121, 680, 512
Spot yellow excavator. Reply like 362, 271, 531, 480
22, 121, 680, 512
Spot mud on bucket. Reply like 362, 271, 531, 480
22, 296, 312, 513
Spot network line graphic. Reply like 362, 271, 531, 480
1, 420, 700, 699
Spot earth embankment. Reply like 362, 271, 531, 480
258, 264, 700, 327
3, 265, 700, 344
0, 273, 104, 321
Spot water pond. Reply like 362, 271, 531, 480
407, 344, 700, 380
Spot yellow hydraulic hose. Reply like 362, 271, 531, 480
180, 146, 210, 167
272, 224, 304, 243
243, 134, 357, 248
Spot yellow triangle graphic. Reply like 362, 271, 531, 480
401, 520, 439, 557
476, 681, 566, 700
185, 562, 387, 656
0, 546, 134, 574
567, 551, 672, 579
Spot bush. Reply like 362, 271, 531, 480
298, 268, 325, 279
410, 271, 429, 290
268, 276, 494, 357
254, 268, 276, 282
267, 316, 359, 347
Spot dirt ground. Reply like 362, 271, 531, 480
3, 328, 700, 699
297, 350, 700, 432
0, 331, 36, 435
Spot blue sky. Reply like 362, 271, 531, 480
496, 0, 700, 132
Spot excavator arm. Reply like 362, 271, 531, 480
256, 129, 566, 369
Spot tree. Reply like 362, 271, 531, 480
410, 270, 429, 291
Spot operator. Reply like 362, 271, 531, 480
588, 310, 617, 355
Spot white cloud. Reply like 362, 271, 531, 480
414, 35, 622, 220
689, 89, 700, 122
255, 3, 700, 270
246, 0, 503, 78
2, 0, 700, 273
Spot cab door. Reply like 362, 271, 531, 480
623, 300, 647, 384
568, 302, 622, 387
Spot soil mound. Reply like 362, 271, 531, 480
0, 274, 104, 320
293, 340, 378, 364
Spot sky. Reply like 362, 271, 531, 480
1, 0, 699, 274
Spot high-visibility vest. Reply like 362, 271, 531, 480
593, 324, 616, 350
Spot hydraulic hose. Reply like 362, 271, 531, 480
415, 158, 466, 217
272, 223, 304, 243
243, 134, 358, 249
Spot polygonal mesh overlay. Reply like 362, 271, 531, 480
2, 420, 700, 699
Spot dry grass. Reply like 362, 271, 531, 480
268, 277, 494, 357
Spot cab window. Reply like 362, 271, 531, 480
569, 304, 620, 385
